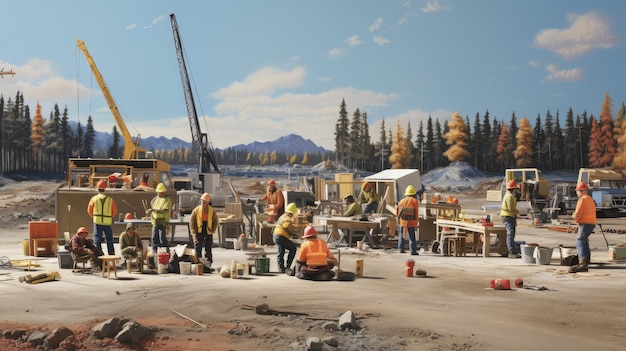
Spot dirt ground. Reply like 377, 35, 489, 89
1, 177, 626, 350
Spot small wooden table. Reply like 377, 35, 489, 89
98, 255, 121, 279
32, 238, 58, 257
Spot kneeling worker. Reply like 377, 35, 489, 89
343, 195, 363, 217
294, 226, 338, 281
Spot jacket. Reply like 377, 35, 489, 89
273, 213, 296, 239
189, 204, 219, 242
573, 194, 596, 225
87, 193, 118, 226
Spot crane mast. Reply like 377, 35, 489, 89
170, 14, 220, 173
76, 39, 146, 159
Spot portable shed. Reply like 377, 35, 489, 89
364, 169, 422, 211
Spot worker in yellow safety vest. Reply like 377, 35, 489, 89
189, 192, 219, 269
147, 183, 172, 254
87, 179, 118, 255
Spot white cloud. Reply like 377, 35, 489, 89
373, 36, 391, 46
327, 48, 343, 59
152, 15, 165, 25
345, 35, 363, 47
534, 12, 617, 60
369, 18, 383, 32
544, 64, 583, 82
126, 23, 137, 30
421, 0, 447, 13
527, 60, 540, 68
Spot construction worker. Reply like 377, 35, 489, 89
69, 226, 103, 272
147, 183, 172, 254
569, 182, 596, 273
120, 222, 144, 271
343, 195, 363, 217
358, 182, 380, 214
258, 179, 284, 221
189, 192, 219, 270
87, 179, 118, 255
294, 226, 338, 280
500, 180, 521, 258
396, 185, 420, 255
272, 202, 299, 273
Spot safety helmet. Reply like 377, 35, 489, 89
124, 212, 134, 220
576, 182, 589, 191
155, 183, 167, 192
126, 222, 135, 230
201, 193, 211, 202
285, 203, 298, 214
404, 185, 417, 196
77, 226, 88, 235
96, 179, 107, 189
268, 180, 276, 186
361, 182, 371, 190
344, 194, 355, 202
302, 226, 317, 239
506, 180, 518, 189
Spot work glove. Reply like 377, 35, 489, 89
145, 209, 152, 215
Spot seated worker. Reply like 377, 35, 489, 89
69, 226, 103, 272
294, 226, 338, 281
343, 195, 363, 217
358, 182, 380, 214
119, 222, 144, 270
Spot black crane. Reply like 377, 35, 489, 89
170, 13, 220, 174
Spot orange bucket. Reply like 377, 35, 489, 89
405, 259, 415, 277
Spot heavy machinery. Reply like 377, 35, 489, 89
485, 168, 550, 216
577, 168, 626, 216
76, 39, 146, 159
169, 14, 220, 196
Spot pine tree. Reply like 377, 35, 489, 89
533, 114, 544, 168
507, 112, 518, 168
443, 112, 470, 163
108, 126, 122, 158
348, 108, 362, 169
564, 107, 577, 169
598, 93, 616, 166
415, 120, 425, 171
334, 98, 350, 167
514, 118, 534, 167
588, 117, 602, 167
613, 102, 626, 170
553, 110, 564, 170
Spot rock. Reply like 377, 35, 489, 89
43, 326, 73, 349
93, 317, 122, 339
322, 336, 339, 347
322, 322, 339, 331
306, 336, 322, 351
338, 310, 357, 330
115, 321, 152, 345
27, 330, 48, 347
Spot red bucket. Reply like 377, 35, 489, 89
490, 279, 511, 290
405, 259, 415, 277
158, 252, 170, 265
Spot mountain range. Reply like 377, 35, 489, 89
89, 126, 327, 154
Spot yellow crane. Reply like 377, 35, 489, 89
76, 39, 146, 159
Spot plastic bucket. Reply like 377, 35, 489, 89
354, 259, 364, 277
192, 263, 203, 275
57, 250, 72, 269
405, 259, 415, 277
534, 247, 553, 265
256, 257, 270, 273
179, 261, 191, 275
157, 263, 168, 274
521, 244, 537, 264
158, 252, 170, 265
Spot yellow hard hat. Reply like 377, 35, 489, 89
404, 185, 417, 196
285, 203, 298, 214
155, 183, 167, 192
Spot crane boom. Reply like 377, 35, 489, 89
169, 14, 219, 173
76, 39, 146, 159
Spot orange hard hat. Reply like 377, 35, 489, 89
576, 182, 589, 191
97, 179, 107, 189
268, 180, 276, 186
361, 182, 371, 190
506, 180, 518, 189
124, 212, 134, 220
77, 226, 88, 235
302, 226, 317, 239
201, 193, 211, 202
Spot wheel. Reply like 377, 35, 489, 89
430, 241, 440, 254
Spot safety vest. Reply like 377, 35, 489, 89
151, 196, 172, 224
92, 194, 113, 225
272, 213, 294, 239
574, 194, 596, 225
298, 239, 330, 267
194, 205, 215, 234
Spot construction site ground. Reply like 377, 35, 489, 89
1, 177, 626, 350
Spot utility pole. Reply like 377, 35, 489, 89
380, 145, 387, 171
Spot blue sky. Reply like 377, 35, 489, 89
0, 1, 624, 150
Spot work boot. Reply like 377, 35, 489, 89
568, 258, 588, 273
508, 250, 521, 259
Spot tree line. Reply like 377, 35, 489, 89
335, 94, 626, 174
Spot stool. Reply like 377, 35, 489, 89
124, 254, 143, 273
447, 237, 466, 257
98, 255, 120, 279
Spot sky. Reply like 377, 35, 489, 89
1, 1, 624, 151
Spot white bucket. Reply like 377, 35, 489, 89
520, 245, 536, 264
534, 247, 553, 265
179, 261, 192, 275
158, 263, 168, 274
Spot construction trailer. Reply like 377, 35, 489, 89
364, 169, 423, 212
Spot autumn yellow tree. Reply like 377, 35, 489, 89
588, 117, 603, 167
514, 118, 533, 167
599, 93, 616, 166
301, 152, 309, 165
496, 122, 509, 168
388, 122, 408, 169
613, 102, 626, 170
30, 102, 45, 170
443, 112, 470, 163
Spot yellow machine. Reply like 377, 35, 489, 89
77, 39, 146, 159
486, 168, 550, 215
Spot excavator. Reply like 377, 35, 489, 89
169, 13, 221, 198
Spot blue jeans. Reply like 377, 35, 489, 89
93, 224, 115, 255
194, 234, 213, 262
152, 224, 169, 253
398, 226, 417, 253
576, 224, 595, 262
273, 235, 296, 270
501, 216, 516, 251
364, 202, 378, 215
